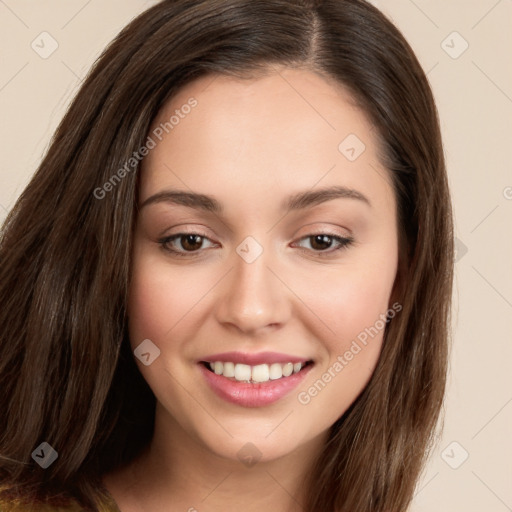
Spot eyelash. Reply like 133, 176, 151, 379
157, 231, 354, 258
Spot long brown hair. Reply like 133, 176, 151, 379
0, 1, 453, 510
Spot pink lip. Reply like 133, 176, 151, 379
198, 362, 313, 408
199, 351, 310, 365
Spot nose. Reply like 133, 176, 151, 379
214, 244, 291, 336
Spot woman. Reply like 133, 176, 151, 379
0, 0, 454, 511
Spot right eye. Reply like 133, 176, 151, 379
158, 232, 218, 257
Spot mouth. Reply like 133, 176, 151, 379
200, 359, 314, 384
197, 354, 315, 407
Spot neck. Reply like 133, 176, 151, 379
104, 403, 327, 512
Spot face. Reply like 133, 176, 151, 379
128, 67, 399, 464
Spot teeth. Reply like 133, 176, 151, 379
223, 361, 235, 377
269, 363, 282, 380
234, 363, 251, 381
251, 364, 269, 382
206, 361, 307, 382
283, 362, 294, 377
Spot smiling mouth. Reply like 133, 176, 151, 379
200, 360, 314, 383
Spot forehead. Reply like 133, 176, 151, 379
139, 67, 393, 214
149, 67, 375, 151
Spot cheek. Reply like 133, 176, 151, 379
127, 250, 203, 349
294, 266, 396, 422
295, 256, 397, 352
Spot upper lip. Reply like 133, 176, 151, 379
199, 351, 312, 365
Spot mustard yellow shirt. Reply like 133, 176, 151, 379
0, 485, 121, 512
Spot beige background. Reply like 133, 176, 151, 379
1, 1, 511, 510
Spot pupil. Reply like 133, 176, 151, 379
182, 234, 202, 251
312, 235, 332, 250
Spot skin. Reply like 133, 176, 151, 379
103, 66, 399, 512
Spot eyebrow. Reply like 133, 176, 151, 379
139, 185, 371, 213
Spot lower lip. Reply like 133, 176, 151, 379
198, 363, 313, 408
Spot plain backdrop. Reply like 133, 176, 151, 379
0, 1, 511, 511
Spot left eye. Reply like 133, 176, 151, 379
293, 234, 353, 253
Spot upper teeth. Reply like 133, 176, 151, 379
208, 361, 304, 382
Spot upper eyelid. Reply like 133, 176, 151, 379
161, 229, 349, 242
161, 221, 351, 239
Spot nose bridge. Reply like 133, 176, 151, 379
214, 236, 290, 333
